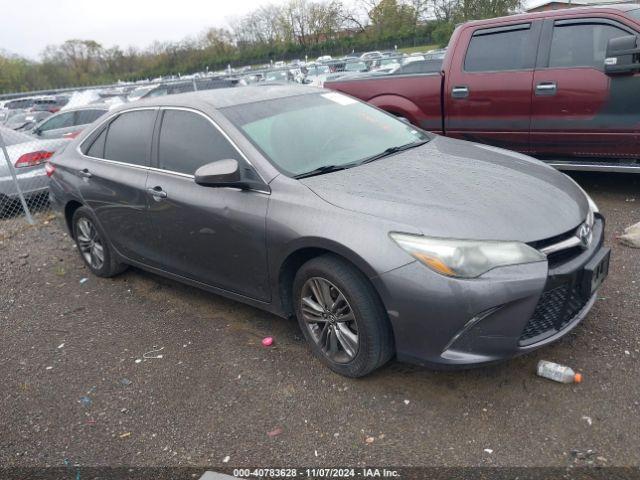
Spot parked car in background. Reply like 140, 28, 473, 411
0, 126, 70, 215
32, 96, 68, 113
127, 78, 241, 102
31, 105, 109, 139
326, 4, 640, 172
49, 86, 608, 377
360, 51, 383, 61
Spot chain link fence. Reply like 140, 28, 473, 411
0, 126, 68, 240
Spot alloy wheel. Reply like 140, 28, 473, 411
300, 277, 359, 363
76, 217, 105, 270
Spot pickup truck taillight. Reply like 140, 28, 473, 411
14, 150, 54, 168
45, 161, 56, 177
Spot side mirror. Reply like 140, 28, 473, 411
194, 159, 266, 191
33, 127, 42, 136
605, 35, 640, 75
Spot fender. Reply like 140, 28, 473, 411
367, 94, 423, 126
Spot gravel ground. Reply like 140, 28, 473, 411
0, 171, 639, 471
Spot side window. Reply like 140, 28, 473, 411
465, 25, 535, 72
86, 128, 107, 158
40, 112, 74, 131
549, 23, 631, 69
104, 110, 156, 166
76, 109, 106, 125
158, 110, 239, 175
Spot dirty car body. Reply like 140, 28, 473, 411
48, 86, 610, 375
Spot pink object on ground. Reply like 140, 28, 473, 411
262, 337, 274, 347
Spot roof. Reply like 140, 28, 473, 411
127, 85, 322, 111
527, 0, 635, 10
464, 3, 640, 27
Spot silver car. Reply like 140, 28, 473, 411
31, 106, 109, 140
0, 126, 69, 214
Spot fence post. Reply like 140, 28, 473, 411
0, 130, 35, 225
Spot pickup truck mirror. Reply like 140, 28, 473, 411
604, 35, 640, 75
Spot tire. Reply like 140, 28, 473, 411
72, 206, 127, 278
293, 254, 394, 377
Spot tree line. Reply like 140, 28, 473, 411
0, 0, 522, 94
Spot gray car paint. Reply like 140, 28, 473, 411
48, 85, 606, 368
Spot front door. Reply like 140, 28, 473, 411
445, 21, 541, 153
530, 18, 640, 161
145, 108, 270, 301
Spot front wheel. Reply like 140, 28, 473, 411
293, 255, 394, 377
72, 206, 127, 277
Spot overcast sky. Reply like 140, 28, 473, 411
2, 0, 277, 59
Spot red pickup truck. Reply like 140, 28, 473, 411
325, 4, 640, 172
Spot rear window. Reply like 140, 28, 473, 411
465, 24, 535, 72
103, 110, 155, 166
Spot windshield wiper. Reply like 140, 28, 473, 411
358, 139, 430, 166
294, 139, 430, 179
294, 164, 350, 179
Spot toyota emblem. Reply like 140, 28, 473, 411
577, 222, 593, 248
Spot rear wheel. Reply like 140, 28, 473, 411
72, 207, 127, 277
293, 254, 394, 377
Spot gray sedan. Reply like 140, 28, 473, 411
48, 86, 609, 377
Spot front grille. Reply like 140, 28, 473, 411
518, 282, 589, 346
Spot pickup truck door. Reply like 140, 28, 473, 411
530, 17, 640, 162
445, 22, 541, 153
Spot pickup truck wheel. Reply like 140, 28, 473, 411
293, 254, 394, 377
72, 207, 127, 278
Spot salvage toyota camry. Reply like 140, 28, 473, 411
48, 85, 610, 377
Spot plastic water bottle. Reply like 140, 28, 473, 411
537, 360, 582, 384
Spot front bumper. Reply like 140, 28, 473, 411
372, 217, 607, 368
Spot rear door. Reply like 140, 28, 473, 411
78, 108, 157, 262
445, 21, 541, 153
144, 108, 270, 301
530, 17, 640, 161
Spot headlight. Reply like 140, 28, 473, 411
390, 233, 546, 278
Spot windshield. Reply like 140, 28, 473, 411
221, 92, 431, 177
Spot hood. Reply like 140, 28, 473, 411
300, 136, 588, 242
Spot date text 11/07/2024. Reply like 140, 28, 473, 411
231, 468, 400, 478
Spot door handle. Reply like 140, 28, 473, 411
451, 86, 469, 99
147, 187, 167, 199
535, 82, 557, 96
78, 168, 92, 178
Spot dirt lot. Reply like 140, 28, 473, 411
0, 172, 639, 471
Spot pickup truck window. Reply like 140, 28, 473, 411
465, 24, 535, 72
549, 23, 630, 69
